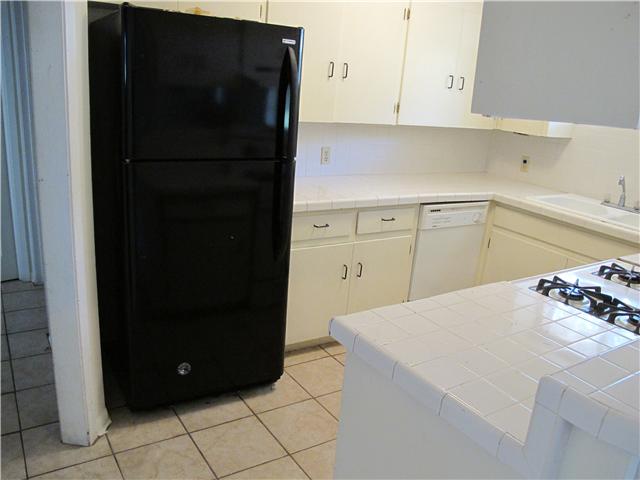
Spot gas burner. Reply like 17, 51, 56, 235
594, 263, 640, 289
532, 276, 612, 313
596, 298, 640, 334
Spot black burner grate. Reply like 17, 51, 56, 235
594, 263, 640, 288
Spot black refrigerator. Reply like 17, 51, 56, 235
88, 3, 303, 409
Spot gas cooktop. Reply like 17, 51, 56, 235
524, 259, 640, 335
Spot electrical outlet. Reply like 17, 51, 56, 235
520, 155, 530, 172
320, 146, 331, 165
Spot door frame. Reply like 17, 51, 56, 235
26, 0, 109, 446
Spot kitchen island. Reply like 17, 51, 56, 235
330, 259, 640, 478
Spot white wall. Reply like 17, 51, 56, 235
296, 123, 492, 177
486, 125, 640, 207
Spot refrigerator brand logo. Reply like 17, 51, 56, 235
282, 38, 296, 45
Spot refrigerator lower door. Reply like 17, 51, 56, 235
122, 160, 294, 408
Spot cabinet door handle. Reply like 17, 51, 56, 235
447, 75, 454, 89
357, 262, 363, 278
381, 217, 396, 222
458, 76, 465, 90
342, 264, 348, 280
328, 61, 335, 78
313, 223, 330, 229
342, 62, 349, 79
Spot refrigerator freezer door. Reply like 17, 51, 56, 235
123, 160, 294, 407
123, 6, 302, 161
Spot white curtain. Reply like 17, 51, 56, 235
1, 1, 44, 284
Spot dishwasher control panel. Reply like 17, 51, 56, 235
420, 202, 488, 229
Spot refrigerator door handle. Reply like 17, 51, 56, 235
276, 46, 300, 162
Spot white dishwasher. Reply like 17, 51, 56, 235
409, 202, 489, 300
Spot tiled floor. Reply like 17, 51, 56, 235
1, 279, 346, 479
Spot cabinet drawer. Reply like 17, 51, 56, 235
357, 207, 415, 234
292, 211, 356, 242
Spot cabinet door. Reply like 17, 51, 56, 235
453, 3, 495, 129
178, 1, 265, 21
481, 229, 567, 284
286, 243, 353, 345
268, 2, 343, 122
333, 2, 408, 125
348, 236, 412, 314
398, 3, 464, 127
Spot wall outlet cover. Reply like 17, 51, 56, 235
520, 155, 530, 172
321, 146, 331, 165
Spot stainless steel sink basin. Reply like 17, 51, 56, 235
530, 194, 639, 230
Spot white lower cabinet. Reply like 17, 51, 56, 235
286, 207, 417, 346
286, 243, 353, 345
348, 236, 413, 313
481, 229, 568, 283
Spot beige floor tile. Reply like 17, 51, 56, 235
316, 392, 341, 420
334, 354, 346, 365
174, 393, 252, 432
225, 456, 307, 479
192, 416, 285, 477
284, 347, 328, 367
2, 360, 14, 393
320, 342, 346, 356
5, 308, 48, 334
293, 441, 336, 480
1, 432, 26, 479
33, 456, 122, 480
12, 354, 54, 391
8, 329, 50, 359
22, 423, 111, 477
16, 384, 59, 429
2, 393, 20, 433
286, 357, 344, 397
107, 407, 185, 453
258, 400, 338, 454
2, 291, 46, 312
116, 434, 213, 480
2, 334, 9, 361
240, 373, 310, 413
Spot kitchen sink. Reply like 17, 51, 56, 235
531, 194, 639, 229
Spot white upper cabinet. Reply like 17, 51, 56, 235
399, 2, 494, 129
472, 1, 639, 129
268, 2, 343, 122
178, 0, 265, 21
333, 2, 408, 125
268, 1, 408, 125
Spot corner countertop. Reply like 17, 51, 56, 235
293, 173, 640, 244
330, 283, 640, 477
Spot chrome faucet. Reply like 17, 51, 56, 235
617, 175, 626, 207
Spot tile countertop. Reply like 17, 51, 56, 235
330, 282, 640, 477
293, 173, 640, 244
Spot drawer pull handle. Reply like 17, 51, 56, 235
313, 223, 330, 229
342, 264, 348, 280
381, 217, 396, 222
357, 262, 363, 278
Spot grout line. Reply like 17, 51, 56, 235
170, 405, 219, 479
2, 304, 46, 317
284, 370, 342, 429
237, 396, 311, 479
25, 453, 115, 479
105, 435, 126, 480
217, 453, 291, 479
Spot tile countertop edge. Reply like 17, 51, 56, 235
293, 178, 640, 245
330, 309, 640, 477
